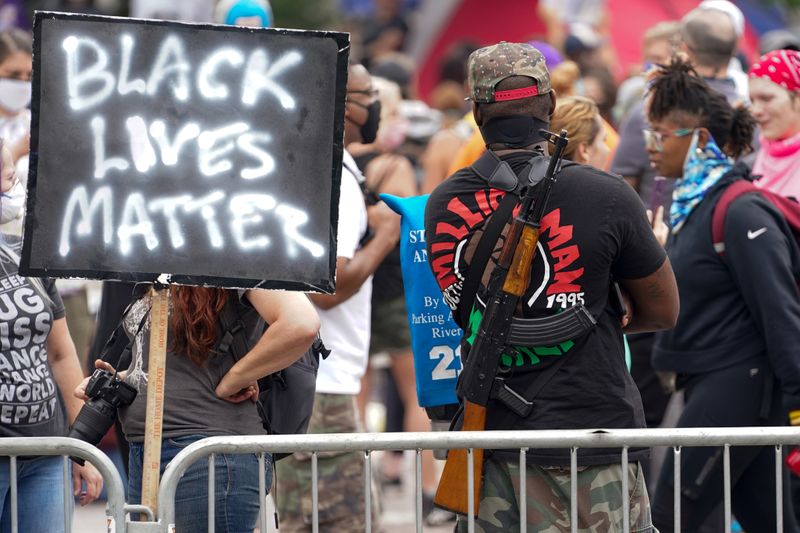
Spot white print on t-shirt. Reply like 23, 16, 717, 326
0, 275, 57, 426
747, 227, 767, 240
546, 292, 586, 309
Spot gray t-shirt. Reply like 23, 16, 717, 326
119, 291, 266, 442
0, 237, 67, 438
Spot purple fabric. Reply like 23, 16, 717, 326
528, 40, 563, 68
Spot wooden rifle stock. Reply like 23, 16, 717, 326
434, 130, 569, 517
433, 400, 486, 515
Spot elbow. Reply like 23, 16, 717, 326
304, 314, 321, 345
663, 296, 680, 330
647, 302, 679, 331
665, 309, 679, 330
309, 292, 343, 311
652, 315, 677, 332
293, 310, 321, 352
626, 298, 679, 333
313, 297, 337, 311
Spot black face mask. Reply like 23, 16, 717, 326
348, 100, 382, 144
479, 115, 549, 148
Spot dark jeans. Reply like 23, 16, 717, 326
128, 435, 272, 533
651, 362, 799, 533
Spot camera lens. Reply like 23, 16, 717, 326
67, 399, 117, 454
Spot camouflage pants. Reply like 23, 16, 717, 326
275, 393, 381, 532
455, 458, 656, 533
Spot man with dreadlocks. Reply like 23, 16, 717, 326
425, 41, 679, 532
646, 57, 800, 532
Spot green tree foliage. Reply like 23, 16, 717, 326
270, 0, 340, 30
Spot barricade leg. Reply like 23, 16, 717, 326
208, 454, 215, 533
311, 451, 319, 533
621, 447, 629, 533
570, 447, 577, 533
365, 451, 372, 533
10, 456, 17, 533
776, 445, 783, 533
519, 448, 527, 533
415, 450, 422, 533
723, 444, 731, 533
467, 447, 475, 533
674, 445, 681, 533
62, 456, 71, 533
258, 452, 267, 532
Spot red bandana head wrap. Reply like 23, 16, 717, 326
749, 49, 800, 92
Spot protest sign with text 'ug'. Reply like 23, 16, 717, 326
20, 12, 349, 292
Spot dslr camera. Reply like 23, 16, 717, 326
68, 369, 137, 462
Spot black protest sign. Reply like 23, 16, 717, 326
20, 12, 349, 293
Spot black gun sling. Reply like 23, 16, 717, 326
457, 151, 595, 345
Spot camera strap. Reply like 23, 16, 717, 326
97, 284, 152, 372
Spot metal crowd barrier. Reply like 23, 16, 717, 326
0, 436, 129, 533
125, 426, 800, 533
4, 429, 798, 532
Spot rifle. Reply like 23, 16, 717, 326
434, 129, 570, 516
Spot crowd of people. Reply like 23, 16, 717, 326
2, 0, 800, 531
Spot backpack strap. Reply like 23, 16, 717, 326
712, 180, 800, 259
711, 180, 758, 257
216, 295, 259, 361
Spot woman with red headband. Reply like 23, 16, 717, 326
749, 49, 800, 198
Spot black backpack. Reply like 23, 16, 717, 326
216, 297, 329, 456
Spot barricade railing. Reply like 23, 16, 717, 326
0, 436, 129, 533
133, 426, 800, 533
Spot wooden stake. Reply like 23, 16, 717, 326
141, 286, 169, 515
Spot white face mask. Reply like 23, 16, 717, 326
0, 190, 23, 225
0, 78, 30, 113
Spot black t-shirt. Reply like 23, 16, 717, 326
424, 152, 666, 465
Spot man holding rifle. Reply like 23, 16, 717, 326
424, 42, 679, 531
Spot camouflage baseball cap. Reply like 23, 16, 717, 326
468, 42, 552, 103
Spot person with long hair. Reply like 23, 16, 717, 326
78, 284, 319, 533
0, 139, 104, 532
550, 95, 610, 169
749, 49, 800, 199
646, 57, 800, 532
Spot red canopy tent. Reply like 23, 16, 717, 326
414, 0, 763, 102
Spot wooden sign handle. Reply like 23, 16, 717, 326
141, 287, 170, 515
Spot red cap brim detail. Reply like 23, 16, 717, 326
494, 85, 539, 101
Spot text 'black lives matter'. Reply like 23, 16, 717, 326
20, 11, 349, 292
